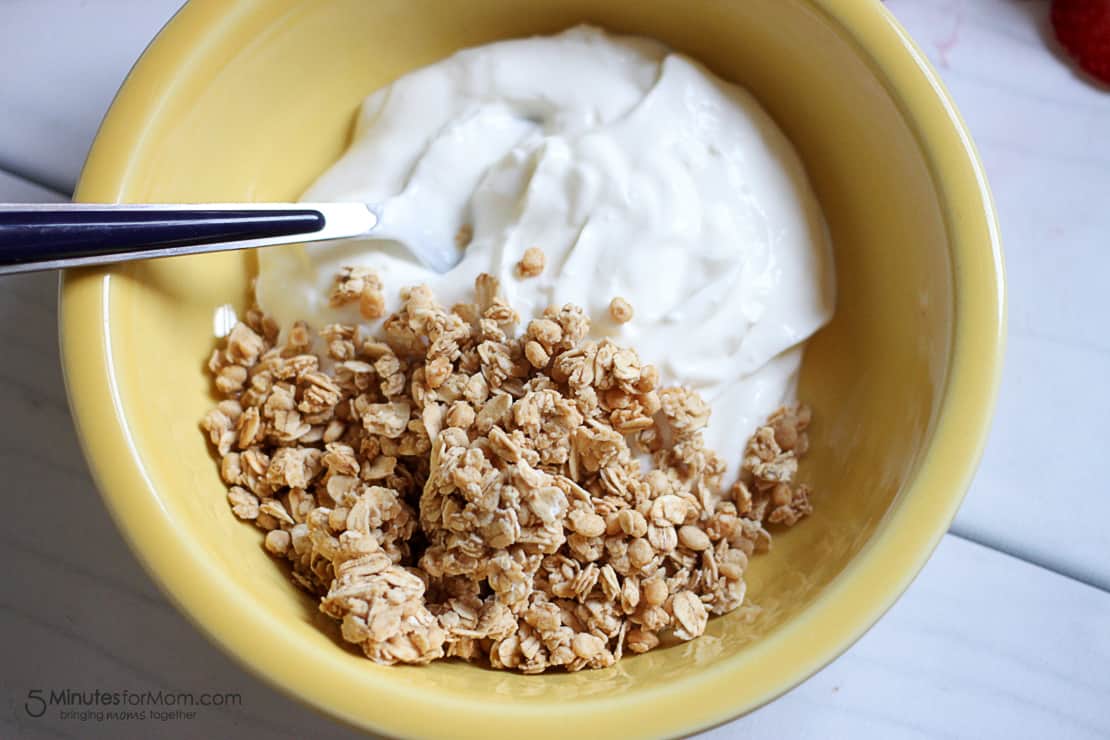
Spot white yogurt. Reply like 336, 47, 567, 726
256, 25, 835, 475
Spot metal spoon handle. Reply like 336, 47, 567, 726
0, 202, 377, 275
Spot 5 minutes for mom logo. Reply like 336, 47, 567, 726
24, 688, 242, 723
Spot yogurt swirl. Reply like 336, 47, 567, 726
256, 25, 835, 473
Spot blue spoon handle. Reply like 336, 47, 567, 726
0, 202, 376, 275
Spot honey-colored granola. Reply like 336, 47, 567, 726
608, 296, 634, 324
516, 246, 546, 278
201, 270, 816, 672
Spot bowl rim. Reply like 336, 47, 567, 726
59, 0, 1005, 737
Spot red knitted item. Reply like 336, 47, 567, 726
1052, 0, 1110, 85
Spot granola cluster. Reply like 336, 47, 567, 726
201, 269, 815, 672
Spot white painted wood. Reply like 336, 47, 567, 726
883, 0, 1110, 591
711, 535, 1110, 740
0, 0, 185, 192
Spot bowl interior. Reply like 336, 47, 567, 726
65, 0, 966, 736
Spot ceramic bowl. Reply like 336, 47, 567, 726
60, 0, 1005, 736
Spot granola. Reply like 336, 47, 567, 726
202, 270, 817, 672
516, 246, 546, 278
609, 296, 634, 324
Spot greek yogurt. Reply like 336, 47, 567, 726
255, 25, 835, 474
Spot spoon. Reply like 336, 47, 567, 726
0, 201, 463, 276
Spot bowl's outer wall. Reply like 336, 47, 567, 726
60, 0, 1003, 737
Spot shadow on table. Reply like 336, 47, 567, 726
0, 272, 367, 740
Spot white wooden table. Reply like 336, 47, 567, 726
0, 1, 1107, 738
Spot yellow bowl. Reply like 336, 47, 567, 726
60, 0, 1004, 737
